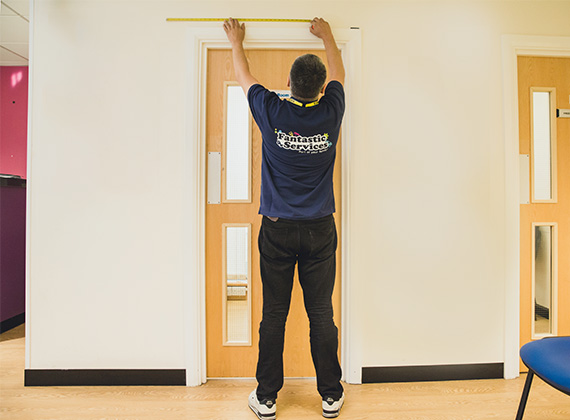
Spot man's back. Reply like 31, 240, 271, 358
247, 81, 345, 219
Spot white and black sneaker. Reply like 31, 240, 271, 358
322, 393, 344, 418
248, 389, 276, 420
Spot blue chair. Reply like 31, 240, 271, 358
516, 336, 570, 420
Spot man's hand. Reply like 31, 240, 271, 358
223, 17, 245, 47
223, 18, 259, 95
310, 18, 334, 42
309, 18, 345, 85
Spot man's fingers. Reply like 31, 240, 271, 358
226, 18, 243, 30
224, 18, 239, 32
310, 17, 327, 33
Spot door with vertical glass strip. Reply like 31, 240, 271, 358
205, 49, 342, 377
518, 56, 570, 371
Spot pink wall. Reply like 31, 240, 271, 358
0, 66, 28, 178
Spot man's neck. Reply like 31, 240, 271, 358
292, 94, 319, 102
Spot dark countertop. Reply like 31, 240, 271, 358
0, 177, 27, 188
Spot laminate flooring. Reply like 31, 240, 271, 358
2, 325, 569, 419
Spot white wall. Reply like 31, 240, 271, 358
27, 0, 570, 376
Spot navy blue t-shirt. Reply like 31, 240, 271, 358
247, 81, 345, 220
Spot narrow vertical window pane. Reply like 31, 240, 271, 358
533, 225, 553, 336
532, 91, 552, 201
224, 225, 250, 345
226, 85, 250, 201
226, 226, 249, 279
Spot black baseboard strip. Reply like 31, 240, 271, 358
362, 363, 504, 383
25, 369, 186, 386
0, 313, 25, 334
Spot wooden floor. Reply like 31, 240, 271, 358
2, 325, 570, 420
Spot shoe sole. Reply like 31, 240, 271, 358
249, 403, 276, 420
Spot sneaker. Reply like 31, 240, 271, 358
248, 389, 276, 420
322, 393, 344, 418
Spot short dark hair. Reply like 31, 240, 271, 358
289, 54, 327, 100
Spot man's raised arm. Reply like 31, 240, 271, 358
310, 18, 345, 85
223, 18, 259, 95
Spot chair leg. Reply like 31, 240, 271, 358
515, 370, 534, 420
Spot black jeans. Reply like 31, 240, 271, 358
256, 215, 343, 401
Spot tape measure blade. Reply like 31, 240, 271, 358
167, 18, 311, 23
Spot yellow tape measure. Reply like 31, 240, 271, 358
166, 18, 312, 23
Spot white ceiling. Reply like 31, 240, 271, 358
1, 0, 29, 66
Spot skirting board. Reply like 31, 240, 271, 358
0, 313, 25, 334
362, 363, 504, 383
25, 369, 186, 386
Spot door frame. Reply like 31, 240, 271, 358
501, 34, 570, 379
183, 24, 362, 386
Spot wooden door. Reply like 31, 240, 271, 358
205, 49, 342, 378
518, 56, 570, 370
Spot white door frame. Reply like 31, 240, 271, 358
501, 34, 570, 379
183, 24, 362, 386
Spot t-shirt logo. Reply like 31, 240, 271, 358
275, 129, 333, 154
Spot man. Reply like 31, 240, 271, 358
223, 17, 345, 419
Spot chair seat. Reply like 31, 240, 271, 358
520, 337, 570, 395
